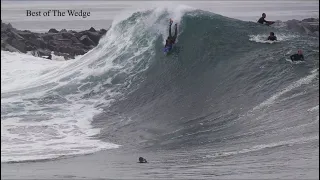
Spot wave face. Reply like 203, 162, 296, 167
1, 6, 319, 176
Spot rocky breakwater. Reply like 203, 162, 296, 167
1, 20, 108, 60
275, 18, 319, 37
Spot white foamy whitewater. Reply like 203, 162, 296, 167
1, 50, 120, 163
1, 6, 192, 163
249, 33, 299, 44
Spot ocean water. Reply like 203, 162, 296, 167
1, 1, 319, 179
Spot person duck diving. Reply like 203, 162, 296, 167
164, 19, 178, 52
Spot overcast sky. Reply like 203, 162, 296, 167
2, 0, 319, 1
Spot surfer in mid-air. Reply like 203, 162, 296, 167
258, 13, 275, 26
164, 19, 178, 52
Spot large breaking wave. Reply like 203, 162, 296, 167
1, 5, 319, 164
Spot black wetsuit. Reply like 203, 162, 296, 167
290, 54, 304, 61
267, 35, 277, 41
258, 17, 268, 24
165, 23, 178, 48
138, 157, 147, 163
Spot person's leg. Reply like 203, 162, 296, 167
168, 23, 172, 38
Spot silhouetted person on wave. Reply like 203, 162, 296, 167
164, 19, 178, 52
258, 13, 275, 26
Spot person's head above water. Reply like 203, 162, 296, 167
139, 157, 147, 163
262, 13, 266, 18
270, 32, 275, 36
298, 49, 303, 55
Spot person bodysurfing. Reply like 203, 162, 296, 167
164, 19, 178, 52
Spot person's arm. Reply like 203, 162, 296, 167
168, 20, 172, 37
174, 24, 178, 37
301, 55, 304, 61
267, 36, 270, 40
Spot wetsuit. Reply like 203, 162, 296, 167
258, 17, 274, 25
258, 17, 268, 24
165, 22, 178, 49
290, 54, 304, 61
138, 157, 147, 163
267, 35, 277, 41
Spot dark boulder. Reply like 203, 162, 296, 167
302, 18, 317, 23
10, 39, 26, 53
74, 48, 85, 55
36, 49, 52, 57
1, 39, 21, 52
284, 18, 319, 36
56, 39, 73, 46
1, 22, 13, 32
42, 34, 54, 41
73, 42, 85, 48
70, 36, 80, 43
48, 28, 59, 33
74, 32, 84, 39
89, 27, 96, 32
7, 30, 24, 40
52, 34, 63, 40
18, 31, 37, 39
61, 32, 75, 39
58, 46, 74, 54
27, 37, 46, 48
47, 42, 56, 51
79, 35, 95, 46
99, 28, 108, 35
84, 31, 101, 44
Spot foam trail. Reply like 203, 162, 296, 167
308, 105, 319, 112
207, 135, 319, 158
253, 69, 318, 111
